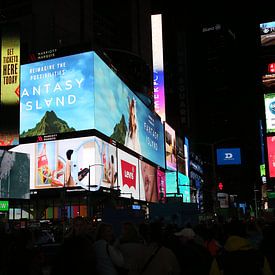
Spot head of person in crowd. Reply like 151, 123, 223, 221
71, 216, 88, 237
95, 222, 115, 244
174, 227, 196, 244
119, 222, 142, 244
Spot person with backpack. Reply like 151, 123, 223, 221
216, 220, 273, 275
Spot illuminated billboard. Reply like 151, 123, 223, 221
164, 122, 177, 171
117, 149, 139, 199
139, 160, 158, 203
264, 93, 275, 133
267, 136, 275, 177
0, 150, 30, 199
165, 171, 178, 194
216, 148, 241, 165
151, 14, 166, 121
11, 136, 117, 191
260, 21, 275, 47
178, 172, 190, 203
20, 51, 95, 140
93, 53, 165, 168
157, 169, 166, 203
20, 51, 165, 168
0, 25, 20, 145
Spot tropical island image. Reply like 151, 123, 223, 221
20, 110, 76, 137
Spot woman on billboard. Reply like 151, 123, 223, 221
125, 97, 141, 153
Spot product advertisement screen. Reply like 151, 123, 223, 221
264, 93, 275, 133
93, 53, 165, 168
164, 122, 177, 171
139, 160, 158, 203
0, 150, 30, 199
178, 172, 190, 203
117, 149, 139, 199
165, 171, 178, 194
262, 74, 275, 92
11, 136, 117, 191
267, 136, 275, 177
157, 169, 166, 203
260, 21, 275, 47
20, 51, 95, 141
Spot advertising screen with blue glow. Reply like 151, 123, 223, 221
93, 53, 165, 168
165, 171, 177, 194
20, 51, 95, 139
178, 172, 190, 203
216, 148, 241, 165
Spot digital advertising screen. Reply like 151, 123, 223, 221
216, 148, 241, 165
264, 93, 275, 133
117, 149, 139, 199
262, 74, 275, 92
165, 171, 178, 194
139, 160, 158, 203
157, 169, 166, 203
20, 51, 95, 141
164, 122, 177, 171
267, 136, 275, 177
151, 14, 166, 121
178, 172, 190, 203
0, 150, 30, 199
11, 136, 117, 191
0, 25, 20, 146
260, 21, 275, 47
93, 53, 165, 168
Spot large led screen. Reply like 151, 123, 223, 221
157, 169, 166, 203
165, 171, 178, 194
117, 149, 139, 199
267, 136, 275, 177
20, 51, 95, 139
260, 21, 275, 47
20, 51, 165, 168
0, 25, 20, 145
11, 136, 117, 191
264, 93, 275, 133
262, 74, 275, 92
178, 173, 190, 203
151, 14, 166, 121
0, 150, 30, 199
139, 160, 158, 203
164, 122, 177, 171
216, 148, 241, 165
93, 53, 165, 168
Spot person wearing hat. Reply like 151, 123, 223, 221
172, 227, 221, 275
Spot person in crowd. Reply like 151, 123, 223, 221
51, 216, 96, 275
216, 219, 273, 275
93, 222, 125, 275
137, 221, 181, 275
116, 221, 146, 274
173, 227, 220, 275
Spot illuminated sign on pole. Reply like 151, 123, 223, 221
151, 14, 166, 121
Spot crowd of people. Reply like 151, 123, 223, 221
0, 216, 274, 275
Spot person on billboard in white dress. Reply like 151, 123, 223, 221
125, 97, 141, 153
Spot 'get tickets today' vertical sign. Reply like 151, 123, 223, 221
0, 25, 20, 145
20, 51, 95, 141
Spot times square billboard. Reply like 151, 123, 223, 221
20, 51, 165, 168
11, 136, 164, 203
